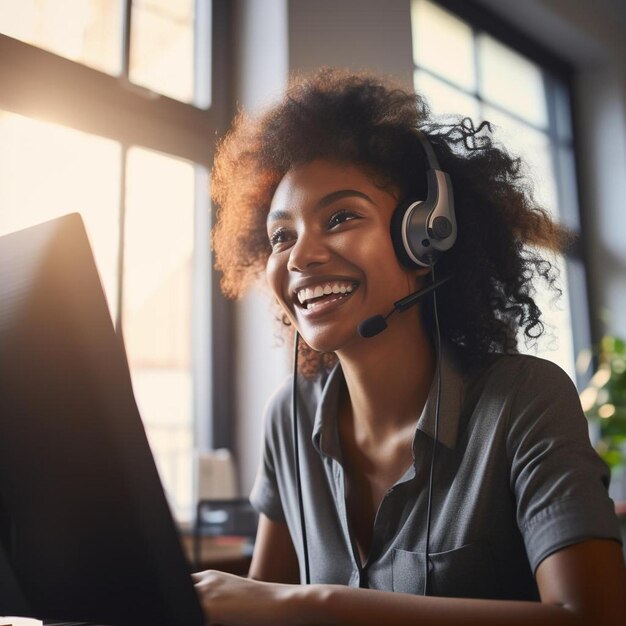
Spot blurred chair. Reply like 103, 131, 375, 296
192, 498, 258, 572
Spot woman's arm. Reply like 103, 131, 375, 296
194, 539, 626, 626
247, 513, 300, 584
535, 538, 626, 625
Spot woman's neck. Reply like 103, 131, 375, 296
336, 315, 435, 444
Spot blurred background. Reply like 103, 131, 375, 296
0, 0, 624, 522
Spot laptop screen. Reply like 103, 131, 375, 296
0, 214, 204, 626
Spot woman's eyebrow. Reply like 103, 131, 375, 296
266, 209, 290, 225
316, 189, 375, 209
267, 189, 375, 224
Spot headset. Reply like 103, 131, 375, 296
292, 128, 456, 595
390, 128, 456, 268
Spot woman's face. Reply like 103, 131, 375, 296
266, 159, 424, 354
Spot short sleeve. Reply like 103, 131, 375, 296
249, 383, 290, 522
506, 358, 622, 572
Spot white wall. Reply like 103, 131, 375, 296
231, 0, 291, 496
575, 68, 626, 338
288, 0, 414, 86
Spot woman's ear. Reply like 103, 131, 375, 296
406, 265, 431, 291
411, 266, 431, 284
414, 266, 431, 278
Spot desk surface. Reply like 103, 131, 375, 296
180, 533, 252, 575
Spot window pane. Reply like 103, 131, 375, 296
518, 250, 576, 381
123, 146, 195, 521
0, 110, 121, 317
555, 145, 580, 231
0, 0, 122, 75
130, 0, 211, 105
553, 79, 574, 143
483, 105, 559, 217
414, 69, 480, 120
483, 108, 575, 377
411, 0, 476, 92
478, 34, 548, 128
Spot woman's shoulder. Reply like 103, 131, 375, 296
460, 351, 581, 427
478, 352, 576, 394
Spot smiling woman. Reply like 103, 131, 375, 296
198, 69, 626, 626
212, 69, 568, 376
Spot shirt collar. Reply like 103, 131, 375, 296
312, 362, 344, 460
414, 345, 465, 450
311, 345, 466, 459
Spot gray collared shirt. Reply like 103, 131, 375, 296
250, 350, 621, 599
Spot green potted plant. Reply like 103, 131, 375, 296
581, 336, 626, 499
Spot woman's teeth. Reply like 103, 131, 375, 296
297, 282, 355, 307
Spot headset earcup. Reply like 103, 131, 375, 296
391, 198, 427, 268
390, 199, 415, 268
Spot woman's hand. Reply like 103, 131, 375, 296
192, 570, 308, 626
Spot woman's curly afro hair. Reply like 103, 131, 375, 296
211, 68, 571, 374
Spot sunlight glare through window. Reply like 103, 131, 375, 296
123, 146, 195, 520
0, 0, 122, 75
0, 110, 121, 317
130, 0, 195, 103
414, 69, 480, 120
479, 34, 548, 129
411, 0, 476, 92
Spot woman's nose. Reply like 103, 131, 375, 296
287, 231, 331, 272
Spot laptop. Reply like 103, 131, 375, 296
0, 214, 204, 626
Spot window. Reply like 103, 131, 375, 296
0, 0, 210, 105
0, 0, 123, 75
123, 147, 198, 515
0, 112, 122, 316
411, 0, 589, 383
0, 0, 224, 521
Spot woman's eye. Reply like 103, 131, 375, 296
328, 210, 358, 229
269, 227, 291, 249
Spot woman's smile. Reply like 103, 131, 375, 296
295, 280, 356, 308
296, 280, 358, 318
